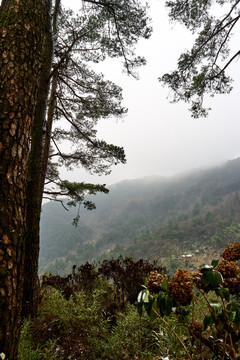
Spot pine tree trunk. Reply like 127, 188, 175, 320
0, 0, 50, 358
22, 7, 53, 318
22, 0, 60, 318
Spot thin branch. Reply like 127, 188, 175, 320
82, 0, 120, 11
44, 179, 61, 186
48, 152, 59, 158
186, 14, 240, 69
44, 180, 52, 185
205, 15, 240, 53
58, 75, 85, 101
56, 97, 75, 122
212, 17, 239, 69
211, 49, 240, 79
83, 0, 132, 75
44, 190, 68, 195
152, 308, 193, 360
51, 136, 87, 162
55, 102, 97, 147
60, 72, 101, 94
51, 136, 66, 160
71, 46, 102, 52
42, 197, 69, 210
217, 0, 240, 29
197, 288, 221, 333
50, 31, 87, 79
51, 151, 86, 160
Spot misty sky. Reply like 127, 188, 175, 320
61, 0, 240, 186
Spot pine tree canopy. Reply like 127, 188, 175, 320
159, 0, 240, 117
42, 0, 152, 206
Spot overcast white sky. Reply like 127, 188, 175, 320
61, 0, 240, 186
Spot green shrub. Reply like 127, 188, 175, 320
20, 247, 240, 360
19, 286, 164, 359
19, 287, 110, 359
99, 304, 163, 360
19, 319, 57, 360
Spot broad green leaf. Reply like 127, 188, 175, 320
221, 287, 230, 301
201, 272, 210, 288
137, 289, 145, 303
149, 300, 158, 321
157, 293, 163, 309
164, 295, 173, 316
137, 289, 149, 303
211, 259, 219, 268
157, 293, 173, 317
215, 287, 222, 296
144, 295, 155, 316
204, 314, 214, 330
206, 270, 223, 288
161, 278, 169, 292
159, 297, 167, 317
143, 290, 150, 303
229, 312, 234, 321
144, 302, 152, 315
136, 302, 143, 317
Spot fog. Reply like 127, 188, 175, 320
61, 0, 240, 185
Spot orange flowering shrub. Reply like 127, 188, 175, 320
190, 271, 202, 289
146, 271, 168, 293
221, 242, 240, 261
215, 259, 240, 278
168, 270, 193, 305
215, 259, 240, 293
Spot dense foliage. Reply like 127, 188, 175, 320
138, 242, 240, 359
42, 257, 165, 309
17, 243, 240, 359
19, 257, 166, 359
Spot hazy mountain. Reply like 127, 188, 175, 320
40, 157, 240, 275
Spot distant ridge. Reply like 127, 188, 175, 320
40, 157, 240, 275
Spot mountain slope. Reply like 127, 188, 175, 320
40, 157, 240, 274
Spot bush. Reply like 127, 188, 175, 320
138, 242, 240, 359
19, 287, 111, 359
98, 256, 166, 309
19, 319, 57, 360
19, 288, 165, 360
99, 304, 162, 360
41, 262, 100, 299
20, 248, 240, 360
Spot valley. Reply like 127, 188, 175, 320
40, 157, 240, 275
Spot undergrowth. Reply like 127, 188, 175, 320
18, 250, 240, 359
19, 258, 165, 360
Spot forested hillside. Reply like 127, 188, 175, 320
40, 157, 240, 275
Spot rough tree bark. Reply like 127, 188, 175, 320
22, 0, 60, 318
22, 3, 53, 318
0, 0, 51, 358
